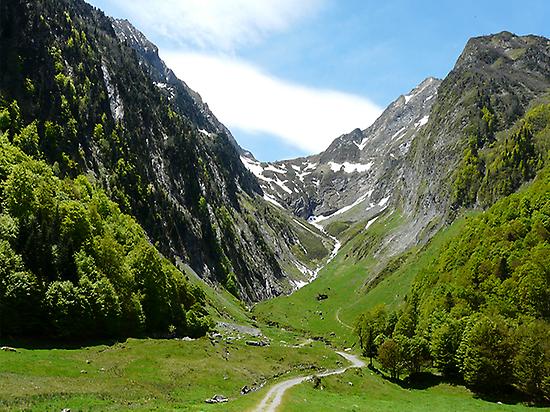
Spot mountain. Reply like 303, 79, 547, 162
110, 18, 251, 157
241, 77, 441, 224
0, 0, 333, 303
394, 32, 550, 240
245, 31, 550, 266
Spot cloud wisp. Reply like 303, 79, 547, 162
109, 0, 323, 51
161, 52, 382, 154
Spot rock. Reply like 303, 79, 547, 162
99, 368, 106, 372
80, 370, 87, 374
205, 394, 228, 404
86, 359, 91, 364
245, 340, 268, 347
61, 409, 71, 412
240, 385, 250, 395
316, 294, 328, 301
1, 346, 17, 352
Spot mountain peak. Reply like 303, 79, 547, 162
456, 31, 550, 69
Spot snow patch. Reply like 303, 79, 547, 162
378, 196, 390, 207
199, 129, 213, 137
392, 127, 407, 140
328, 161, 373, 174
415, 115, 429, 128
296, 171, 311, 182
265, 164, 287, 174
270, 178, 292, 195
263, 193, 284, 208
308, 189, 373, 223
425, 93, 436, 102
365, 215, 380, 231
240, 156, 264, 178
354, 138, 369, 151
241, 156, 294, 194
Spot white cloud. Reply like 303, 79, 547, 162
161, 52, 382, 154
109, 0, 323, 51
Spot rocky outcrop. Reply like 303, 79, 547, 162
242, 77, 441, 226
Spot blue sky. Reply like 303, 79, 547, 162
88, 0, 550, 161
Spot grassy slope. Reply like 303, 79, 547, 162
254, 210, 536, 411
0, 260, 344, 411
0, 250, 348, 410
181, 263, 254, 326
254, 211, 471, 347
0, 330, 341, 411
282, 368, 530, 412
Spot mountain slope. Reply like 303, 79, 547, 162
110, 18, 250, 157
242, 77, 441, 222
0, 0, 331, 302
401, 32, 550, 224
249, 32, 550, 260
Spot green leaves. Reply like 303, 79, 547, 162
356, 167, 550, 400
0, 133, 211, 340
454, 103, 550, 209
458, 314, 514, 391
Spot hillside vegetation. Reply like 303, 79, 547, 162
357, 167, 550, 401
0, 105, 211, 339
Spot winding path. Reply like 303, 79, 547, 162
335, 307, 353, 330
254, 351, 365, 412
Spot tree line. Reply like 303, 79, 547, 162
357, 166, 550, 402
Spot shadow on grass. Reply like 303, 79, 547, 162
378, 371, 550, 408
377, 371, 450, 390
400, 372, 450, 390
474, 388, 550, 408
0, 336, 125, 350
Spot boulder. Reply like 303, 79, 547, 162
245, 340, 268, 347
205, 394, 228, 404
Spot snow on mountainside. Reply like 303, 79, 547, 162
241, 77, 442, 225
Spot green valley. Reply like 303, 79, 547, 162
0, 0, 549, 411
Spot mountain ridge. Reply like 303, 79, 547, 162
0, 0, 334, 302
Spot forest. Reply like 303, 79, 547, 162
0, 98, 212, 340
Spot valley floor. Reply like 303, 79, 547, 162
0, 211, 540, 411
0, 331, 537, 411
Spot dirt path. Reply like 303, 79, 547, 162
335, 307, 353, 330
254, 351, 365, 412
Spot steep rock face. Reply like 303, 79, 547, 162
242, 77, 441, 225
246, 32, 550, 259
0, 0, 331, 301
400, 32, 550, 234
110, 18, 249, 156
